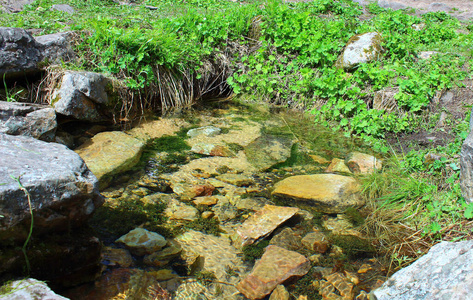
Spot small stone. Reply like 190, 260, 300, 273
187, 126, 221, 137
144, 240, 182, 266
237, 205, 300, 247
335, 32, 383, 70
201, 211, 215, 219
116, 228, 167, 256
357, 263, 372, 274
193, 196, 218, 206
270, 227, 303, 251
419, 51, 439, 60
325, 158, 352, 174
269, 285, 290, 300
237, 245, 310, 299
346, 152, 382, 174
329, 245, 344, 258
102, 247, 133, 268
309, 154, 331, 164
308, 254, 323, 264
191, 143, 234, 157
147, 269, 177, 281
131, 187, 151, 197
355, 290, 370, 300
216, 173, 253, 186
301, 231, 330, 254
165, 198, 199, 221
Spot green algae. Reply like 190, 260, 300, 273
241, 240, 270, 264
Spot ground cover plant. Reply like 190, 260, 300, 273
2, 0, 473, 294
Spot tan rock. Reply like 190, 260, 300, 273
237, 204, 300, 247
127, 118, 188, 142
191, 143, 234, 157
116, 228, 167, 256
216, 173, 254, 186
102, 247, 133, 268
301, 231, 330, 254
346, 152, 382, 174
325, 158, 352, 174
193, 196, 218, 206
272, 174, 362, 214
237, 245, 310, 299
75, 131, 144, 189
269, 285, 290, 300
201, 211, 215, 219
309, 154, 331, 164
143, 240, 182, 267
165, 198, 199, 221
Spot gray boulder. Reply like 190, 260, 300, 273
0, 278, 69, 300
51, 4, 75, 14
427, 3, 451, 13
52, 71, 114, 121
461, 131, 473, 203
0, 101, 57, 141
0, 27, 75, 79
0, 133, 103, 242
335, 32, 383, 70
372, 240, 473, 300
0, 27, 41, 78
377, 0, 407, 11
0, 0, 35, 13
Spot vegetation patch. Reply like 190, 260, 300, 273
241, 240, 270, 263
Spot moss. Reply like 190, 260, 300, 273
147, 135, 191, 152
328, 234, 376, 259
287, 266, 322, 300
195, 270, 216, 286
344, 207, 365, 227
183, 217, 223, 236
225, 142, 244, 153
241, 240, 270, 263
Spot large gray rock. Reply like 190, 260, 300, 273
52, 71, 114, 121
0, 27, 41, 78
461, 131, 473, 203
0, 278, 69, 300
377, 0, 407, 11
372, 240, 473, 300
0, 27, 75, 79
335, 32, 383, 70
51, 4, 75, 14
0, 133, 103, 242
0, 101, 57, 141
0, 0, 35, 13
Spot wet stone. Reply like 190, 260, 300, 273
191, 143, 234, 157
102, 247, 134, 268
244, 134, 294, 171
269, 284, 290, 300
193, 196, 219, 206
115, 228, 167, 256
144, 240, 182, 267
237, 204, 300, 247
269, 227, 303, 252
216, 173, 254, 186
165, 198, 199, 221
301, 230, 330, 254
346, 152, 382, 174
237, 245, 311, 299
187, 126, 221, 137
325, 158, 352, 174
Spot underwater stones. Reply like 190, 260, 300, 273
269, 227, 303, 252
301, 231, 330, 254
244, 134, 294, 171
319, 272, 356, 300
372, 240, 473, 300
325, 158, 352, 174
191, 143, 233, 157
269, 285, 290, 300
216, 173, 253, 186
237, 245, 310, 299
212, 198, 238, 222
0, 278, 69, 300
237, 204, 300, 247
144, 240, 182, 266
164, 198, 199, 221
187, 125, 221, 137
127, 118, 188, 142
193, 195, 218, 206
0, 101, 57, 141
346, 152, 382, 174
116, 228, 167, 256
176, 230, 246, 282
52, 71, 114, 122
335, 32, 383, 70
102, 247, 134, 268
0, 133, 102, 241
272, 174, 362, 214
75, 131, 144, 189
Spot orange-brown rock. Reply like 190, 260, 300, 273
237, 245, 310, 299
301, 231, 330, 254
345, 152, 382, 174
325, 158, 352, 174
272, 174, 363, 214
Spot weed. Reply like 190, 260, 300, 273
241, 240, 269, 263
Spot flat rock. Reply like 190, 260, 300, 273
269, 227, 303, 252
0, 101, 57, 141
127, 118, 188, 142
237, 204, 300, 247
0, 278, 69, 300
102, 247, 133, 268
216, 173, 253, 186
325, 158, 352, 174
0, 134, 102, 241
75, 131, 144, 189
187, 125, 221, 137
237, 245, 310, 299
35, 31, 75, 64
335, 32, 383, 70
143, 239, 182, 266
165, 198, 199, 221
346, 152, 382, 174
51, 4, 75, 14
377, 0, 406, 10
116, 228, 167, 256
191, 143, 234, 157
301, 231, 330, 254
372, 240, 473, 300
269, 285, 290, 300
272, 174, 362, 214
52, 71, 114, 122
244, 134, 294, 171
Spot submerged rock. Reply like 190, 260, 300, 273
165, 198, 199, 221
372, 240, 473, 300
0, 101, 57, 141
272, 174, 362, 213
75, 131, 144, 189
191, 143, 234, 157
102, 247, 134, 268
244, 134, 294, 171
187, 125, 221, 137
237, 245, 310, 299
236, 204, 300, 247
116, 228, 167, 256
269, 285, 290, 300
0, 278, 69, 300
335, 32, 383, 70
